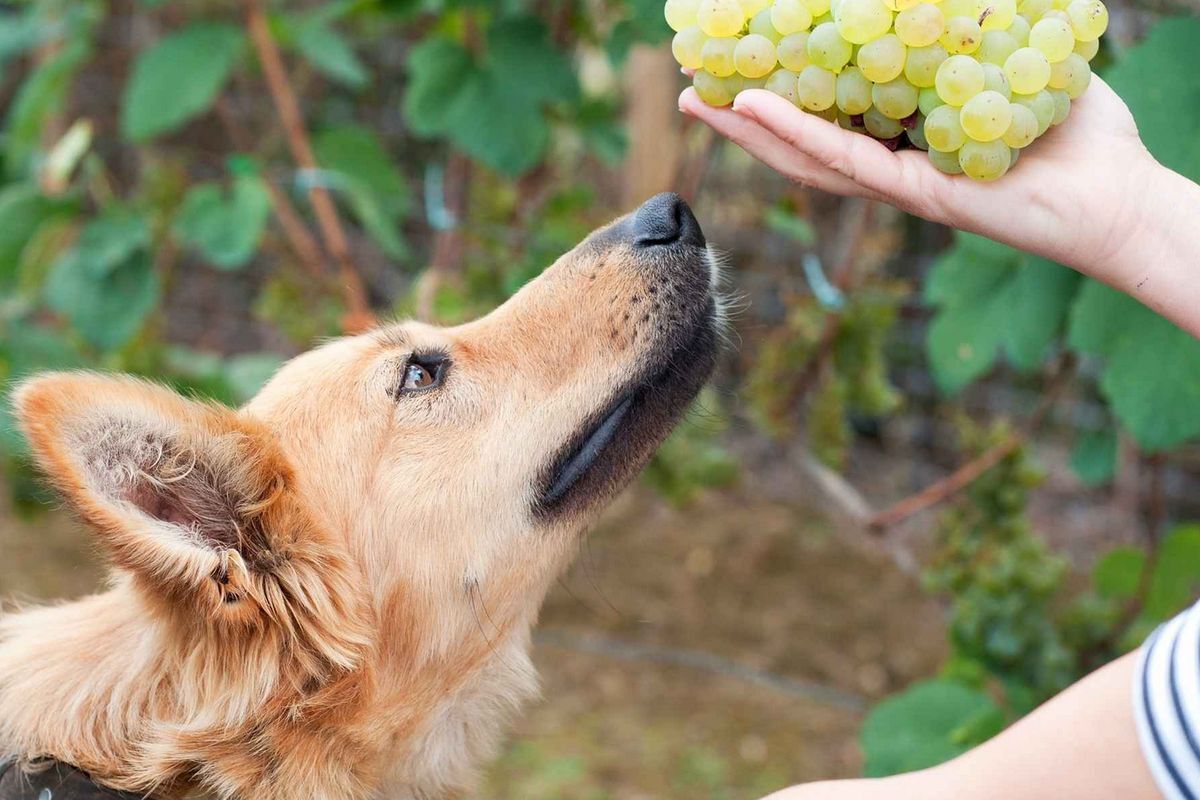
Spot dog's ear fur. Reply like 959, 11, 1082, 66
13, 372, 295, 610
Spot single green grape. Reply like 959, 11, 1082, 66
735, 33, 779, 76
907, 116, 931, 149
1074, 36, 1099, 60
975, 31, 1019, 65
1049, 88, 1071, 124
864, 107, 906, 138
935, 54, 985, 105
796, 64, 838, 109
698, 0, 747, 36
1048, 52, 1090, 98
894, 3, 945, 46
835, 66, 874, 113
666, 0, 702, 31
812, 104, 841, 122
804, 0, 834, 16
777, 32, 813, 69
749, 9, 785, 40
1012, 89, 1055, 134
807, 21, 853, 69
701, 36, 740, 76
918, 85, 945, 115
765, 67, 802, 102
1067, 0, 1108, 41
835, 0, 894, 44
672, 27, 710, 69
1002, 102, 1039, 147
1029, 17, 1074, 62
924, 103, 968, 151
1006, 14, 1031, 45
904, 43, 949, 88
772, 0, 815, 33
928, 147, 964, 174
959, 138, 1012, 180
857, 33, 907, 82
1017, 0, 1051, 17
955, 89, 1012, 141
1004, 46, 1051, 94
693, 69, 740, 105
981, 62, 1012, 98
873, 76, 921, 119
940, 0, 984, 19
941, 16, 982, 54
739, 0, 774, 16
979, 0, 1016, 31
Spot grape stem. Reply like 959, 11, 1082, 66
241, 0, 376, 334
866, 354, 1076, 532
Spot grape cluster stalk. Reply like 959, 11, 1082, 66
668, 0, 1107, 180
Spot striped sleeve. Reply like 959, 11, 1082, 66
1135, 600, 1200, 800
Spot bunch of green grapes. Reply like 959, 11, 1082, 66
667, 0, 1107, 180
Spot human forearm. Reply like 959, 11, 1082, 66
1101, 164, 1200, 339
764, 653, 1160, 800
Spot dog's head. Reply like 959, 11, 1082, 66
12, 193, 719, 686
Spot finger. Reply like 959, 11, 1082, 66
679, 88, 884, 199
733, 89, 971, 222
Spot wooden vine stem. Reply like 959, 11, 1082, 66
867, 354, 1076, 532
241, 0, 376, 333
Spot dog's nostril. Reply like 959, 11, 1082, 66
632, 192, 706, 249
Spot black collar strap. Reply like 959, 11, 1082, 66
0, 757, 144, 800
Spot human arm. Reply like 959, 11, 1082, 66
763, 651, 1162, 800
679, 80, 1200, 339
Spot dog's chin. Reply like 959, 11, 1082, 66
533, 299, 719, 522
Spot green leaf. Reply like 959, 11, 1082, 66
314, 124, 410, 258
1093, 546, 1146, 601
862, 680, 1001, 777
403, 36, 475, 137
441, 71, 550, 175
121, 23, 244, 141
1105, 18, 1200, 181
925, 233, 1079, 393
59, 208, 150, 280
5, 37, 92, 174
296, 22, 368, 89
45, 249, 158, 352
765, 207, 816, 246
1071, 429, 1117, 486
0, 184, 76, 289
1144, 525, 1200, 621
484, 16, 578, 107
173, 175, 271, 270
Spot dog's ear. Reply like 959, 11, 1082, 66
12, 372, 295, 608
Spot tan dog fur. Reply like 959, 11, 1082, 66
0, 206, 719, 800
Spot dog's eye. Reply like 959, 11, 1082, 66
396, 356, 447, 395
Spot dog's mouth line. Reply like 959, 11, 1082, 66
541, 394, 635, 506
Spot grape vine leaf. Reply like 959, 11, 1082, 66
173, 174, 271, 270
314, 124, 410, 258
1104, 17, 1200, 182
1070, 428, 1117, 486
861, 679, 1002, 777
404, 16, 579, 175
121, 23, 245, 141
925, 232, 1079, 393
1068, 279, 1200, 451
45, 249, 158, 352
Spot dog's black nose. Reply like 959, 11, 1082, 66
632, 192, 706, 249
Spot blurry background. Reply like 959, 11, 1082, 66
1, 0, 1200, 797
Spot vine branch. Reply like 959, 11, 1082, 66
867, 355, 1076, 532
241, 0, 375, 332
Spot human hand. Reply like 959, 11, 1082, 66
679, 77, 1161, 289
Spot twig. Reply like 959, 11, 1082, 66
241, 0, 375, 332
534, 627, 867, 712
867, 355, 1076, 532
214, 98, 325, 279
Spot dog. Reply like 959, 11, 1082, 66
0, 193, 721, 800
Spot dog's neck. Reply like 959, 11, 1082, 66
0, 581, 542, 800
